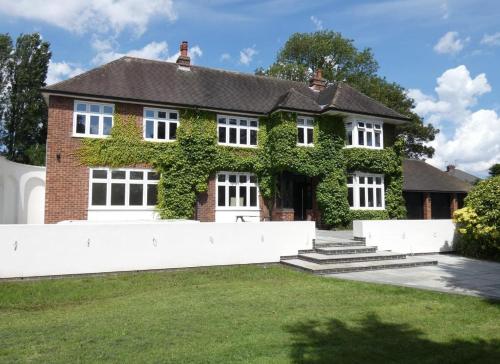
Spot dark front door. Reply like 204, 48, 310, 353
293, 175, 313, 220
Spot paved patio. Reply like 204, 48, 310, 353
329, 254, 500, 300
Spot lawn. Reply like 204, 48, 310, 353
1, 265, 499, 363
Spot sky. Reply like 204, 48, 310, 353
1, 0, 499, 176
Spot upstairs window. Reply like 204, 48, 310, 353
216, 172, 258, 209
347, 172, 384, 209
73, 101, 114, 137
297, 117, 314, 146
345, 120, 383, 149
144, 108, 179, 141
218, 115, 258, 147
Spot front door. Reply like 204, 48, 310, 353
293, 176, 312, 220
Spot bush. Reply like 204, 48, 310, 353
454, 176, 500, 261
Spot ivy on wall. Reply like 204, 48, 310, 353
77, 105, 406, 226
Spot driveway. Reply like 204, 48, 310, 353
329, 254, 500, 300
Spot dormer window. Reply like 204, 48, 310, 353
345, 120, 383, 149
297, 117, 314, 146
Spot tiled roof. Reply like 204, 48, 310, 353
446, 168, 480, 185
403, 159, 472, 193
43, 56, 408, 120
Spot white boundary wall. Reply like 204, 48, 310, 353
353, 219, 455, 254
0, 157, 46, 224
0, 221, 315, 278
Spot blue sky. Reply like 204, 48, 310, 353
1, 0, 499, 175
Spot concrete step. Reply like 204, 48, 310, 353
315, 246, 378, 255
281, 256, 438, 274
298, 251, 407, 265
315, 239, 366, 248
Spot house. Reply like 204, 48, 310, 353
445, 164, 480, 185
403, 159, 471, 219
41, 41, 410, 225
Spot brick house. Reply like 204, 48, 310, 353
41, 41, 411, 224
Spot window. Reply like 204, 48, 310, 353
89, 168, 160, 208
297, 117, 314, 146
216, 172, 258, 209
73, 101, 114, 137
345, 120, 383, 149
144, 108, 179, 141
347, 172, 384, 209
218, 115, 258, 147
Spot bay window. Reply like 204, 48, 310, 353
347, 172, 385, 209
297, 116, 314, 146
73, 101, 114, 137
218, 115, 258, 147
216, 172, 258, 209
345, 120, 383, 149
144, 108, 179, 141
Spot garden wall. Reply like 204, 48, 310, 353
0, 220, 315, 279
353, 219, 455, 254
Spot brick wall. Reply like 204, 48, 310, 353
196, 174, 216, 222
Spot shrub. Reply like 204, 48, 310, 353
453, 176, 500, 261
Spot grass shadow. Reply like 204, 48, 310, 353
286, 313, 500, 364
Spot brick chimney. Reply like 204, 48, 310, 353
446, 164, 456, 172
176, 41, 191, 68
309, 68, 327, 91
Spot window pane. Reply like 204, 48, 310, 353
348, 187, 354, 207
93, 170, 107, 179
358, 130, 364, 145
250, 130, 257, 145
359, 177, 365, 184
229, 118, 237, 125
347, 130, 352, 145
169, 122, 177, 140
111, 183, 125, 205
169, 112, 178, 120
367, 131, 373, 146
297, 127, 304, 144
250, 120, 258, 127
76, 114, 86, 134
218, 117, 226, 125
148, 172, 160, 180
103, 105, 113, 114
297, 118, 304, 125
239, 175, 247, 183
217, 186, 226, 206
218, 174, 225, 182
218, 126, 226, 143
103, 116, 112, 135
306, 119, 314, 126
147, 184, 157, 206
249, 175, 257, 183
91, 183, 107, 206
229, 175, 237, 183
368, 177, 373, 184
229, 128, 237, 144
250, 186, 257, 207
89, 115, 99, 135
240, 128, 247, 144
366, 123, 373, 129
157, 121, 166, 140
111, 171, 126, 179
374, 124, 381, 130
239, 186, 247, 206
158, 111, 166, 119
145, 110, 154, 118
376, 188, 382, 207
368, 188, 374, 207
76, 103, 86, 112
358, 122, 365, 128
307, 128, 314, 144
145, 120, 154, 139
347, 175, 353, 184
239, 119, 247, 126
90, 104, 100, 113
229, 186, 237, 206
130, 171, 143, 180
375, 132, 381, 147
359, 187, 366, 207
129, 184, 143, 206
376, 177, 382, 184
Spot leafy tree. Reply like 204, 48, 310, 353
256, 31, 438, 159
489, 163, 500, 177
0, 33, 51, 165
0, 34, 13, 146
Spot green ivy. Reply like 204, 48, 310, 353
77, 106, 406, 226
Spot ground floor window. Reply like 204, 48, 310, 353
89, 168, 159, 208
347, 172, 384, 209
216, 172, 258, 209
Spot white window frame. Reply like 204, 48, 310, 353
73, 100, 114, 138
345, 118, 383, 149
347, 172, 385, 210
88, 168, 160, 210
143, 107, 179, 142
215, 172, 259, 210
217, 115, 259, 148
297, 116, 314, 146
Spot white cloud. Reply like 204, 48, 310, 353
91, 39, 169, 65
310, 15, 323, 30
220, 53, 231, 62
409, 65, 499, 175
46, 60, 85, 85
433, 31, 466, 55
239, 46, 258, 65
0, 0, 176, 36
480, 32, 500, 46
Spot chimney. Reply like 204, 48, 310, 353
309, 68, 326, 91
446, 164, 456, 172
176, 41, 191, 68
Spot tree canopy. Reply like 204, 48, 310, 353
256, 31, 438, 159
489, 163, 500, 177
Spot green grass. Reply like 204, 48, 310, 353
1, 265, 499, 363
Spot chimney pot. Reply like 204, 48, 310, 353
309, 68, 326, 91
176, 41, 191, 68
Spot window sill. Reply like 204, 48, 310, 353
215, 207, 260, 211
217, 143, 258, 149
73, 134, 111, 139
349, 207, 385, 211
144, 138, 176, 143
88, 207, 156, 211
297, 143, 314, 147
343, 145, 384, 150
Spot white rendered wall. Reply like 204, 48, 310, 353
87, 209, 160, 221
215, 209, 260, 222
353, 219, 456, 254
0, 220, 315, 278
0, 157, 45, 224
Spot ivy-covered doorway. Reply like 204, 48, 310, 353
275, 172, 317, 221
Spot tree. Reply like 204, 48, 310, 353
0, 34, 13, 146
256, 31, 438, 159
0, 33, 51, 165
489, 163, 500, 177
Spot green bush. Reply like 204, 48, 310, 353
454, 176, 500, 261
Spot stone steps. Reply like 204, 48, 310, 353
314, 240, 366, 248
315, 246, 377, 255
298, 251, 406, 264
